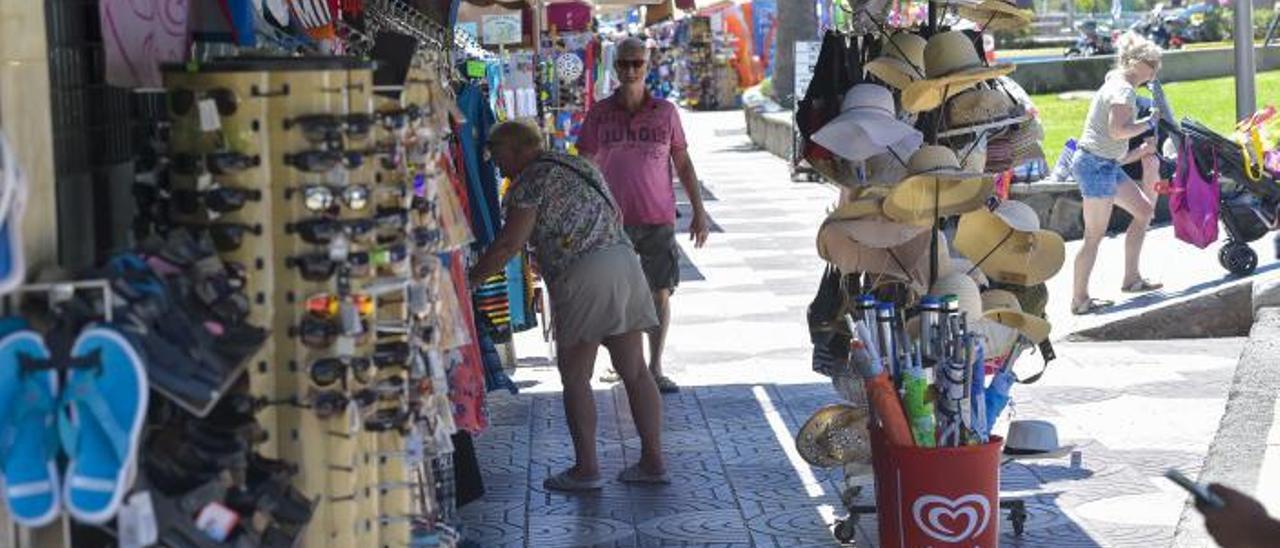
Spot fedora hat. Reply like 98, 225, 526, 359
955, 200, 1065, 286
866, 32, 928, 91
940, 88, 1029, 136
817, 226, 953, 295
796, 404, 872, 468
1003, 419, 1074, 459
901, 31, 1015, 113
883, 146, 993, 225
813, 84, 923, 163
958, 0, 1034, 32
982, 289, 1051, 344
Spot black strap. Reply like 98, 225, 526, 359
530, 156, 616, 213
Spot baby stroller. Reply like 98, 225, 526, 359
1170, 117, 1280, 276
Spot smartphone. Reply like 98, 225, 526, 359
1165, 469, 1226, 510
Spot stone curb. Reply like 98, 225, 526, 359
1171, 307, 1280, 547
1068, 282, 1255, 342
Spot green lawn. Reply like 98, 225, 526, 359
1034, 70, 1280, 168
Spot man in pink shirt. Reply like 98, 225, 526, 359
577, 37, 711, 394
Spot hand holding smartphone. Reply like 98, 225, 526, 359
1165, 469, 1226, 510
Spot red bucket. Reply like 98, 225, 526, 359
870, 428, 1003, 548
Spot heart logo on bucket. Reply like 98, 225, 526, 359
911, 494, 991, 543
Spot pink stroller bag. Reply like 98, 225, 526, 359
1171, 139, 1221, 248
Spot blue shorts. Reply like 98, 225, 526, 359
1071, 149, 1132, 199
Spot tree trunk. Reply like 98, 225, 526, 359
773, 1, 819, 109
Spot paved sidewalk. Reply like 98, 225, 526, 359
460, 110, 1251, 547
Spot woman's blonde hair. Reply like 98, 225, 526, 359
488, 120, 544, 154
1115, 31, 1162, 71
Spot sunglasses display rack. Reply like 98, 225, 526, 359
150, 55, 468, 548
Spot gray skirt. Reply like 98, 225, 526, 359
549, 245, 659, 346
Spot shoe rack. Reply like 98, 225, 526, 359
161, 57, 429, 548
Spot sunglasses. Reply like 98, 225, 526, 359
287, 184, 372, 213
172, 152, 260, 176
363, 408, 413, 434
306, 293, 375, 319
290, 316, 371, 349
616, 59, 646, 70
173, 186, 263, 215
286, 218, 376, 245
374, 341, 412, 369
374, 105, 426, 130
308, 357, 374, 388
375, 208, 410, 233
410, 227, 443, 250
284, 114, 373, 143
284, 150, 365, 173
286, 253, 342, 282
197, 222, 262, 252
347, 243, 409, 278
169, 87, 239, 117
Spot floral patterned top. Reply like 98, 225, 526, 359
506, 152, 630, 283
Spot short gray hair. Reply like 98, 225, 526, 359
617, 37, 649, 60
488, 120, 544, 154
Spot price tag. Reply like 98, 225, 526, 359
197, 99, 222, 132
348, 399, 362, 433
195, 501, 240, 542
195, 172, 214, 192
340, 301, 363, 335
118, 491, 159, 548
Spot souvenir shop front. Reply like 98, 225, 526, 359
792, 0, 1070, 544
0, 0, 542, 546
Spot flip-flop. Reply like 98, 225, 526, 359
1122, 278, 1164, 293
61, 326, 149, 524
542, 469, 604, 492
617, 464, 671, 485
0, 330, 60, 527
654, 375, 681, 394
1071, 298, 1114, 316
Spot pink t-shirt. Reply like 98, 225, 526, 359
576, 94, 687, 226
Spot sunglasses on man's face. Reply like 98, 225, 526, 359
616, 59, 647, 70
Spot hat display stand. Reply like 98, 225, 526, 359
798, 4, 1063, 544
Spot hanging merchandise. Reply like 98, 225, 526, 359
953, 200, 1066, 286
900, 31, 1014, 113
0, 133, 28, 295
100, 0, 191, 88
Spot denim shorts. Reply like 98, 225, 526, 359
1071, 149, 1131, 199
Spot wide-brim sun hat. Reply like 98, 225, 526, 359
981, 289, 1052, 344
866, 32, 928, 91
796, 404, 872, 468
813, 84, 924, 163
901, 31, 1015, 113
957, 0, 1034, 31
955, 200, 1065, 286
817, 227, 953, 295
883, 145, 993, 225
820, 190, 929, 248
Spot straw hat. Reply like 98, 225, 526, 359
954, 200, 1065, 286
901, 31, 1015, 113
866, 32, 928, 91
812, 84, 924, 163
864, 150, 910, 187
958, 0, 1034, 32
941, 88, 1028, 136
817, 227, 953, 295
982, 289, 1051, 344
906, 269, 1015, 351
796, 404, 872, 468
821, 191, 929, 248
1007, 119, 1046, 165
883, 146, 994, 225
950, 255, 990, 287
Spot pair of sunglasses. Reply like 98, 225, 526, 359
286, 218, 376, 245
172, 152, 260, 176
375, 208, 409, 233
284, 114, 374, 144
169, 87, 239, 117
185, 222, 261, 252
374, 105, 426, 130
173, 186, 263, 215
288, 184, 372, 212
364, 407, 413, 434
284, 150, 365, 173
291, 316, 370, 349
374, 341, 412, 369
306, 293, 374, 319
308, 356, 373, 388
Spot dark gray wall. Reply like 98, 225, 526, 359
1011, 45, 1280, 94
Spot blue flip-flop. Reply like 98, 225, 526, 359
60, 326, 148, 525
0, 329, 61, 527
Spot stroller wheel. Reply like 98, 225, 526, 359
1219, 242, 1259, 276
833, 517, 858, 544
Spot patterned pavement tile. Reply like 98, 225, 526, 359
634, 509, 753, 544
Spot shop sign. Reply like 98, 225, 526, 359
793, 40, 821, 99
481, 14, 522, 45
